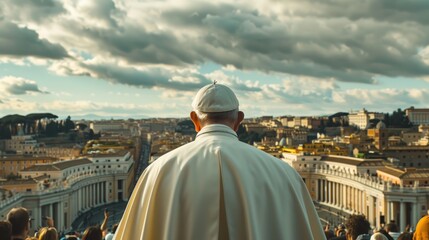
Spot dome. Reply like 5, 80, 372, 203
376, 121, 386, 129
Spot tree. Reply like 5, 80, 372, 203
0, 125, 11, 139
387, 108, 412, 128
45, 121, 59, 137
64, 116, 75, 132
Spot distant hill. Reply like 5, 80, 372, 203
69, 114, 150, 121
329, 112, 349, 118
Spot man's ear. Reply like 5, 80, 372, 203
190, 111, 202, 132
233, 111, 244, 132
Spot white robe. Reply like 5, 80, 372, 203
114, 124, 325, 240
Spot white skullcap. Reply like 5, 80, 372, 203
192, 83, 239, 112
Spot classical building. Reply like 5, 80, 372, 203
405, 107, 429, 125
0, 151, 134, 234
349, 109, 385, 130
382, 146, 429, 168
0, 156, 59, 179
282, 153, 429, 230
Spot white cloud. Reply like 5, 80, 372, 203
0, 76, 49, 95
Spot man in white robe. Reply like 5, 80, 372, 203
114, 83, 325, 240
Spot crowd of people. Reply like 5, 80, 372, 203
0, 207, 119, 240
325, 214, 429, 240
2, 206, 429, 239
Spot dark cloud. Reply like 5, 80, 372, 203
58, 1, 428, 84
0, 0, 64, 23
161, 3, 429, 81
0, 21, 68, 59
2, 0, 429, 88
81, 26, 201, 66
78, 62, 211, 91
286, 0, 429, 25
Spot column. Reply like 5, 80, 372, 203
95, 183, 98, 205
356, 190, 359, 213
375, 198, 381, 229
390, 201, 395, 223
102, 182, 105, 203
92, 184, 95, 207
335, 183, 339, 206
79, 188, 82, 210
49, 204, 53, 218
369, 196, 374, 227
58, 202, 64, 231
400, 202, 406, 232
87, 185, 90, 208
100, 182, 103, 203
344, 185, 348, 209
333, 183, 336, 205
104, 182, 108, 203
323, 180, 327, 202
327, 181, 331, 204
386, 200, 391, 224
32, 207, 41, 231
412, 202, 417, 228
99, 182, 102, 204
356, 189, 359, 212
83, 186, 87, 209
345, 186, 348, 209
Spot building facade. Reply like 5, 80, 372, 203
282, 153, 429, 230
405, 107, 429, 125
0, 152, 134, 234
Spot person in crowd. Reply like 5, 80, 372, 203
325, 224, 336, 239
345, 215, 370, 240
413, 213, 429, 240
356, 234, 371, 240
81, 227, 102, 240
377, 229, 394, 240
397, 232, 412, 240
371, 232, 389, 240
386, 221, 401, 240
113, 83, 325, 239
104, 224, 118, 240
60, 231, 78, 240
337, 224, 346, 237
331, 223, 347, 240
38, 227, 58, 240
100, 209, 109, 239
0, 220, 12, 240
7, 207, 30, 240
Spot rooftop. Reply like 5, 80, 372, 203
322, 155, 384, 166
21, 158, 92, 172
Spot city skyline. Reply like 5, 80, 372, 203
1, 0, 429, 118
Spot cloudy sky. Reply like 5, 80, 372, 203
1, 0, 429, 119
